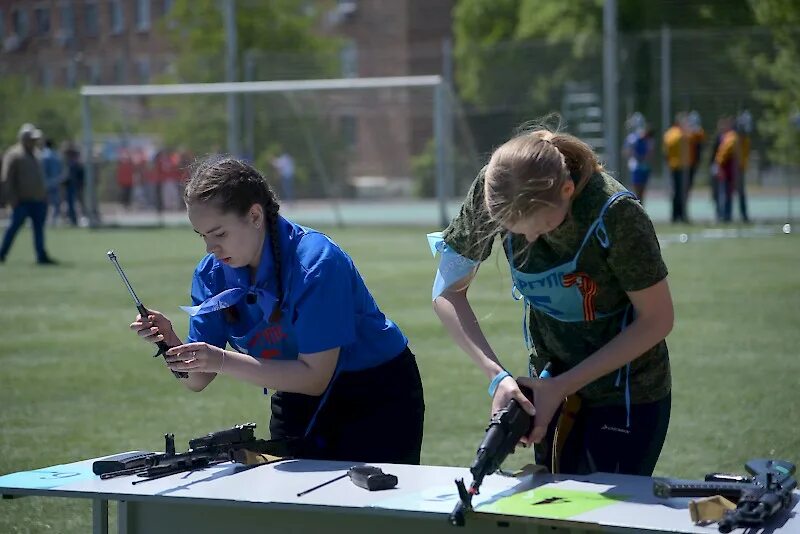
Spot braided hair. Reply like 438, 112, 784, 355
184, 156, 284, 321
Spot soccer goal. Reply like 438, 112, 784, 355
80, 75, 469, 229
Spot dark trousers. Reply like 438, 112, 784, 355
736, 172, 749, 222
670, 169, 689, 222
538, 393, 671, 476
270, 347, 425, 464
0, 200, 48, 261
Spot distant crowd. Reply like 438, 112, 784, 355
622, 110, 754, 223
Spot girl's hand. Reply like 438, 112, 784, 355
130, 310, 180, 346
491, 374, 536, 420
165, 343, 225, 374
517, 376, 568, 446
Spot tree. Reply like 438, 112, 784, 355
0, 78, 80, 149
747, 0, 800, 165
106, 0, 348, 198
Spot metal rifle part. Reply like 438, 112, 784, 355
450, 385, 534, 526
297, 472, 349, 497
106, 250, 187, 378
297, 465, 398, 497
653, 459, 797, 533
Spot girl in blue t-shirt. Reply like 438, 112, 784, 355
130, 156, 424, 464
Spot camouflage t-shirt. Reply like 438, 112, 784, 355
442, 171, 671, 406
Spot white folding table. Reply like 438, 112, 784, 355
2, 455, 798, 533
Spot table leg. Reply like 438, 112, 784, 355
91, 498, 108, 534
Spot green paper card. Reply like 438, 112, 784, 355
478, 487, 628, 519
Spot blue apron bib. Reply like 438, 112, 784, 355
506, 190, 636, 425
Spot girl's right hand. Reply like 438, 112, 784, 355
491, 375, 536, 420
130, 310, 180, 346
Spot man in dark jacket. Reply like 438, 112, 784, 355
0, 123, 58, 264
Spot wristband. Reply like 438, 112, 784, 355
488, 370, 512, 397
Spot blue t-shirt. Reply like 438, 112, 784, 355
185, 216, 407, 375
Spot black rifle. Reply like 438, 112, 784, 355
93, 423, 296, 483
653, 459, 797, 533
449, 385, 534, 527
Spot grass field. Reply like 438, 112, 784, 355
1, 223, 799, 533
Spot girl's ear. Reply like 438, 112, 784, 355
249, 203, 264, 228
561, 178, 575, 200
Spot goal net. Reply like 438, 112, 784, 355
79, 76, 481, 229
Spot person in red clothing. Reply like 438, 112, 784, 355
117, 148, 135, 209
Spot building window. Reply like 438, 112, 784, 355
85, 3, 99, 37
136, 57, 150, 83
136, 0, 150, 31
35, 7, 51, 36
60, 4, 75, 38
109, 0, 124, 34
340, 40, 358, 78
12, 8, 29, 39
0, 10, 5, 42
113, 58, 125, 84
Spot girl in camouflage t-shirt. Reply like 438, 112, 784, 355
430, 127, 673, 476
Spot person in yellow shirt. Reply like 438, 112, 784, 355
714, 118, 738, 222
662, 113, 691, 223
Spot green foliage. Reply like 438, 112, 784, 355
411, 138, 480, 198
452, 0, 757, 131
0, 78, 80, 148
748, 0, 800, 165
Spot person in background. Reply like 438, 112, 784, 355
41, 139, 64, 225
0, 123, 58, 264
662, 113, 691, 223
714, 117, 739, 222
686, 111, 706, 218
708, 117, 728, 216
63, 144, 87, 227
430, 122, 673, 476
272, 151, 296, 204
622, 112, 654, 203
733, 111, 753, 223
117, 148, 135, 210
129, 156, 425, 464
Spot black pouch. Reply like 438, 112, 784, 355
92, 451, 156, 475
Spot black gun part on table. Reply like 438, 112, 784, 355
296, 465, 398, 497
92, 423, 296, 484
106, 250, 188, 379
653, 458, 797, 533
449, 383, 534, 527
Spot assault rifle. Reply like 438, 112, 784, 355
653, 459, 797, 533
93, 423, 296, 484
449, 386, 534, 527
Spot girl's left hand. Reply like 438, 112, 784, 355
165, 343, 224, 374
517, 376, 568, 446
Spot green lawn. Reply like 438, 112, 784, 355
1, 223, 798, 532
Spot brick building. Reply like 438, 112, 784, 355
0, 0, 174, 87
0, 0, 455, 191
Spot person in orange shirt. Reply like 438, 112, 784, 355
714, 117, 738, 222
662, 113, 691, 223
